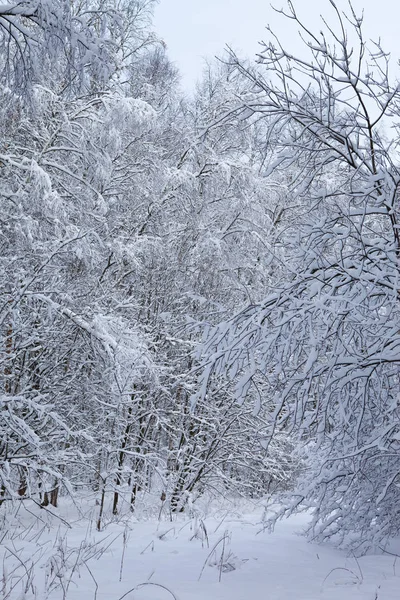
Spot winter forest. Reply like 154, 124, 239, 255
1, 1, 400, 598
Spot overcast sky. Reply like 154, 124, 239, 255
154, 0, 400, 90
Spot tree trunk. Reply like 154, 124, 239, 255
41, 491, 50, 507
50, 481, 59, 507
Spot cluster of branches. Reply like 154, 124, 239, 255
4, 0, 395, 555
0, 1, 297, 529
199, 0, 400, 552
0, 0, 155, 92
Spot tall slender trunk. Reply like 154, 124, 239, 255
4, 308, 12, 394
112, 407, 133, 516
97, 478, 106, 531
50, 480, 59, 507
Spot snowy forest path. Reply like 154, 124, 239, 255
5, 505, 398, 600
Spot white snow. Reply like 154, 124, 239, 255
1, 499, 399, 599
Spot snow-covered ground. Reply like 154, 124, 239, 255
1, 498, 399, 599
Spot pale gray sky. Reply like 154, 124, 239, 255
154, 0, 400, 90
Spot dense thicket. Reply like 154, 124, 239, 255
200, 2, 400, 552
0, 0, 295, 526
3, 0, 397, 554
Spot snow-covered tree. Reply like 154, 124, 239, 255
199, 2, 400, 551
0, 0, 157, 93
0, 0, 298, 524
0, 0, 162, 512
